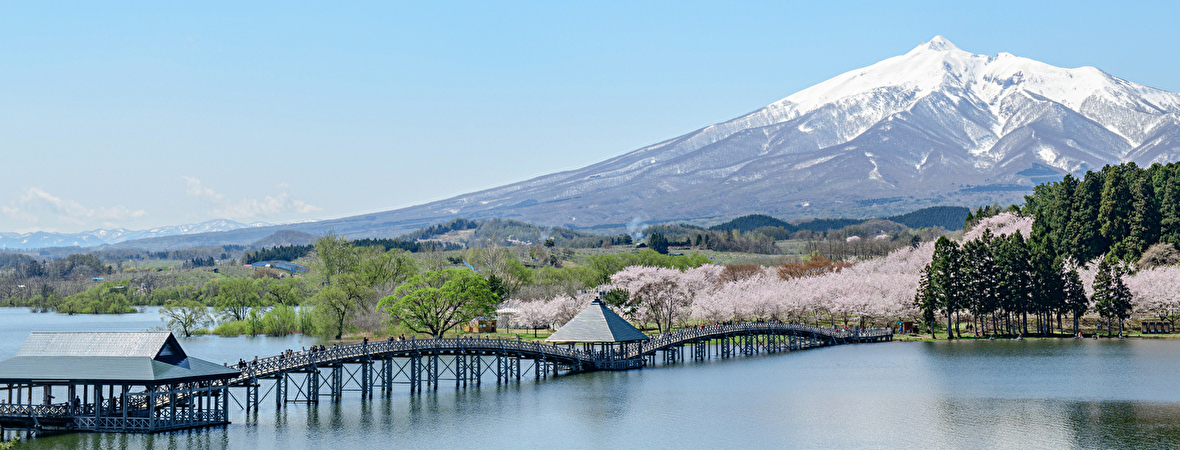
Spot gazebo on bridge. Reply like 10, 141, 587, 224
0, 331, 238, 436
545, 300, 648, 370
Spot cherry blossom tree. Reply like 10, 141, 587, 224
1126, 265, 1180, 327
611, 264, 720, 332
963, 212, 1033, 242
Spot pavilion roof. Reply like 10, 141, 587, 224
545, 300, 648, 343
0, 332, 238, 384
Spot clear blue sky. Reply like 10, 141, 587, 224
2, 0, 1177, 232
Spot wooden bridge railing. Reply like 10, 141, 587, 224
0, 403, 73, 419
227, 322, 893, 382
229, 336, 595, 385
630, 322, 893, 358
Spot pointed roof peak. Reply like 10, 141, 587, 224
545, 300, 648, 343
17, 331, 178, 358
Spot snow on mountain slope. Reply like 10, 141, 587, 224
338, 36, 1180, 232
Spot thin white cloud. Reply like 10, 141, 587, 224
1, 187, 147, 230
182, 176, 223, 199
181, 176, 322, 220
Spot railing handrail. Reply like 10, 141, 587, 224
226, 322, 892, 383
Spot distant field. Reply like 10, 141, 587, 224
122, 260, 182, 270
568, 245, 803, 267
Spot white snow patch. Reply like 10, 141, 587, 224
793, 155, 839, 170
866, 153, 883, 181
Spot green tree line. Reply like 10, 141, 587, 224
1024, 161, 1180, 264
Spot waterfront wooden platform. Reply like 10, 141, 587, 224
0, 332, 238, 439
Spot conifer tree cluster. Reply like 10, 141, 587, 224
916, 230, 1092, 338
1023, 162, 1180, 264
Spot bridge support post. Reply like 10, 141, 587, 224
275, 375, 284, 408
383, 358, 393, 396
457, 354, 465, 389
495, 354, 502, 384
474, 355, 482, 386
361, 360, 370, 398
432, 354, 439, 391
331, 366, 343, 401
309, 369, 319, 404
247, 383, 258, 411
410, 355, 419, 393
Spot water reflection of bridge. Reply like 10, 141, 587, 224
228, 322, 893, 410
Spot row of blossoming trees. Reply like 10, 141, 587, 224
502, 210, 1180, 338
502, 239, 933, 334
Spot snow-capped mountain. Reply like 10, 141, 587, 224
355, 36, 1179, 229
20, 36, 1174, 249
0, 219, 271, 249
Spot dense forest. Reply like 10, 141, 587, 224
241, 244, 313, 264
887, 206, 970, 230
647, 216, 946, 257
400, 218, 480, 241
0, 253, 33, 269
708, 206, 970, 234
352, 238, 462, 253
1023, 162, 1180, 264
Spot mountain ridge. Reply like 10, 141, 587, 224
0, 219, 274, 250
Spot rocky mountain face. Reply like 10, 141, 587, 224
368, 36, 1180, 231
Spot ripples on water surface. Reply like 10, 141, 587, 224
4, 308, 1180, 449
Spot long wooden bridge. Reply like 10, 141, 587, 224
227, 322, 892, 410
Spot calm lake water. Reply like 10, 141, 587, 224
5, 307, 1180, 449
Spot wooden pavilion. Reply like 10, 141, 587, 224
0, 331, 238, 437
545, 300, 648, 370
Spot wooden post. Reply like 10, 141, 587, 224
148, 385, 156, 431
276, 375, 284, 408
122, 385, 129, 426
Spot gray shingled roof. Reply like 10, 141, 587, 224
17, 331, 183, 358
545, 300, 648, 343
0, 332, 238, 384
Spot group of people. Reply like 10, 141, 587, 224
235, 357, 258, 369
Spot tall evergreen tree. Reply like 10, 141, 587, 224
1091, 259, 1133, 338
1066, 170, 1107, 264
1062, 268, 1088, 335
1028, 234, 1063, 335
1112, 265, 1134, 336
1098, 164, 1136, 258
995, 233, 1033, 335
961, 229, 999, 335
930, 236, 964, 339
1027, 175, 1078, 261
1125, 172, 1162, 260
1158, 164, 1180, 246
914, 265, 938, 339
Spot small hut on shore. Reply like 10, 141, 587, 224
545, 300, 648, 369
